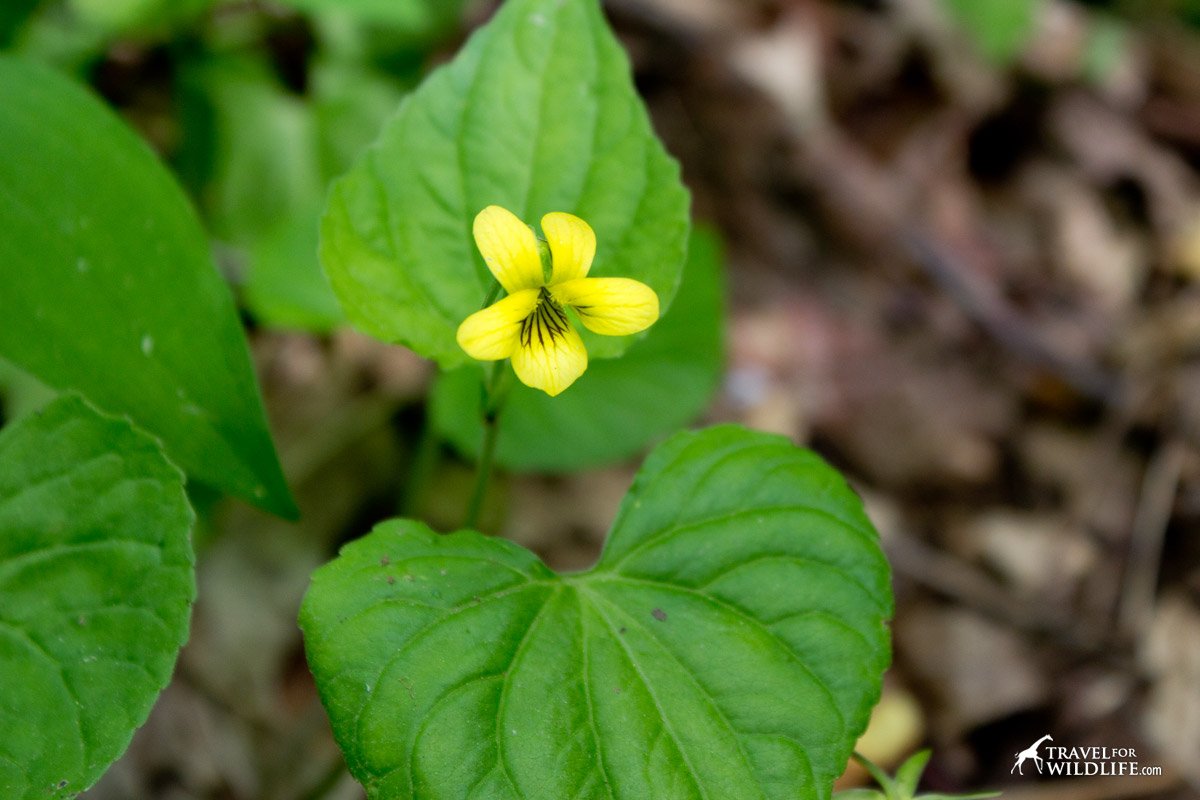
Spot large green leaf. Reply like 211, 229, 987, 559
0, 395, 196, 799
302, 426, 893, 800
431, 228, 724, 471
320, 0, 691, 367
0, 55, 295, 517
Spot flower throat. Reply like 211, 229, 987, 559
520, 288, 570, 348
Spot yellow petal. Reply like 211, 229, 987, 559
542, 212, 596, 284
511, 300, 588, 396
456, 289, 540, 360
474, 206, 544, 293
549, 277, 659, 336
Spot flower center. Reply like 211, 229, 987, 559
520, 289, 570, 348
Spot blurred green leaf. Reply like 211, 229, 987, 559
243, 209, 345, 331
310, 58, 409, 176
0, 55, 296, 517
6, 6, 109, 75
320, 0, 691, 367
942, 0, 1038, 64
302, 426, 893, 800
193, 55, 324, 244
1083, 14, 1129, 84
68, 0, 213, 33
838, 751, 1002, 800
271, 0, 473, 40
0, 0, 41, 47
894, 751, 934, 797
0, 395, 195, 799
182, 54, 404, 331
431, 228, 724, 471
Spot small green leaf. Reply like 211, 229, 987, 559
431, 228, 724, 471
942, 0, 1037, 65
853, 752, 901, 800
894, 751, 933, 798
320, 0, 690, 367
0, 395, 196, 799
847, 751, 1001, 800
302, 426, 892, 800
0, 56, 295, 517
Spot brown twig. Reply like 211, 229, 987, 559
1117, 439, 1186, 639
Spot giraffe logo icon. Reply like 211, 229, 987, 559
1012, 735, 1053, 775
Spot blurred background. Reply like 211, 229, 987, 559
3, 0, 1200, 797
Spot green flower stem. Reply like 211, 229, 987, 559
464, 414, 499, 529
463, 282, 508, 529
464, 362, 506, 529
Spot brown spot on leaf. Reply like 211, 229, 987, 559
652, 608, 667, 621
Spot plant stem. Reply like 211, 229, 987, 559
463, 348, 508, 530
464, 410, 499, 529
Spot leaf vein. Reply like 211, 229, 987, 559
587, 590, 765, 800
346, 582, 545, 756
579, 586, 713, 800
588, 575, 848, 729
577, 591, 617, 800
495, 585, 563, 796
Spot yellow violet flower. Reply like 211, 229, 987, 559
457, 205, 660, 397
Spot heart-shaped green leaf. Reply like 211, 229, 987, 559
430, 227, 725, 471
320, 0, 690, 367
301, 426, 892, 800
0, 396, 196, 799
0, 55, 295, 517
